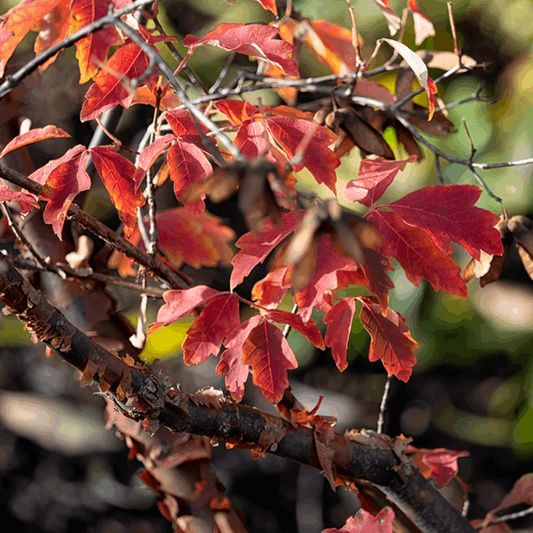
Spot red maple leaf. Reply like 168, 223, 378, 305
265, 116, 340, 193
408, 446, 469, 489
40, 148, 91, 238
324, 507, 395, 533
0, 185, 39, 215
179, 23, 299, 77
369, 209, 467, 297
33, 0, 70, 71
29, 145, 86, 185
408, 0, 436, 46
264, 309, 325, 349
304, 19, 356, 76
215, 100, 259, 126
153, 285, 224, 330
294, 234, 357, 323
217, 315, 263, 401
344, 156, 417, 207
182, 294, 240, 366
81, 41, 157, 122
68, 0, 121, 83
358, 296, 419, 382
167, 139, 212, 212
251, 267, 291, 309
324, 297, 357, 372
0, 125, 70, 160
165, 109, 209, 139
234, 120, 271, 158
242, 319, 298, 403
384, 184, 503, 260
230, 210, 302, 290
90, 146, 145, 237
0, 0, 64, 77
112, 208, 235, 276
134, 134, 175, 185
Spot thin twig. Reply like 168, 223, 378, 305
473, 506, 533, 529
12, 257, 166, 297
447, 2, 461, 59
377, 375, 392, 434
209, 51, 237, 95
151, 12, 208, 94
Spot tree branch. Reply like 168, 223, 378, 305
0, 255, 475, 533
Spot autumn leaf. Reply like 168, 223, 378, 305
293, 234, 359, 324
408, 0, 436, 46
344, 156, 417, 207
263, 309, 325, 349
369, 209, 468, 297
134, 133, 176, 185
323, 507, 395, 533
358, 297, 419, 381
242, 319, 298, 403
81, 42, 157, 122
40, 149, 91, 239
179, 23, 299, 77
112, 208, 235, 276
0, 185, 39, 215
215, 99, 259, 126
68, 0, 121, 83
324, 298, 357, 372
217, 315, 262, 401
0, 125, 70, 160
29, 144, 86, 185
372, 0, 401, 35
33, 0, 70, 70
381, 39, 438, 120
230, 210, 302, 290
90, 146, 145, 237
384, 184, 503, 260
167, 139, 212, 212
408, 447, 469, 489
165, 109, 209, 139
265, 116, 340, 193
234, 120, 271, 158
251, 267, 291, 310
154, 286, 223, 329
182, 294, 240, 365
300, 19, 357, 75
0, 0, 64, 78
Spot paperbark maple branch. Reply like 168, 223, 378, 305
0, 163, 192, 289
0, 255, 475, 533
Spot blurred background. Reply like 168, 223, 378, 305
1, 0, 533, 531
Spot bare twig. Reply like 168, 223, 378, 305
377, 375, 392, 434
473, 506, 533, 529
447, 2, 461, 59
12, 256, 166, 297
